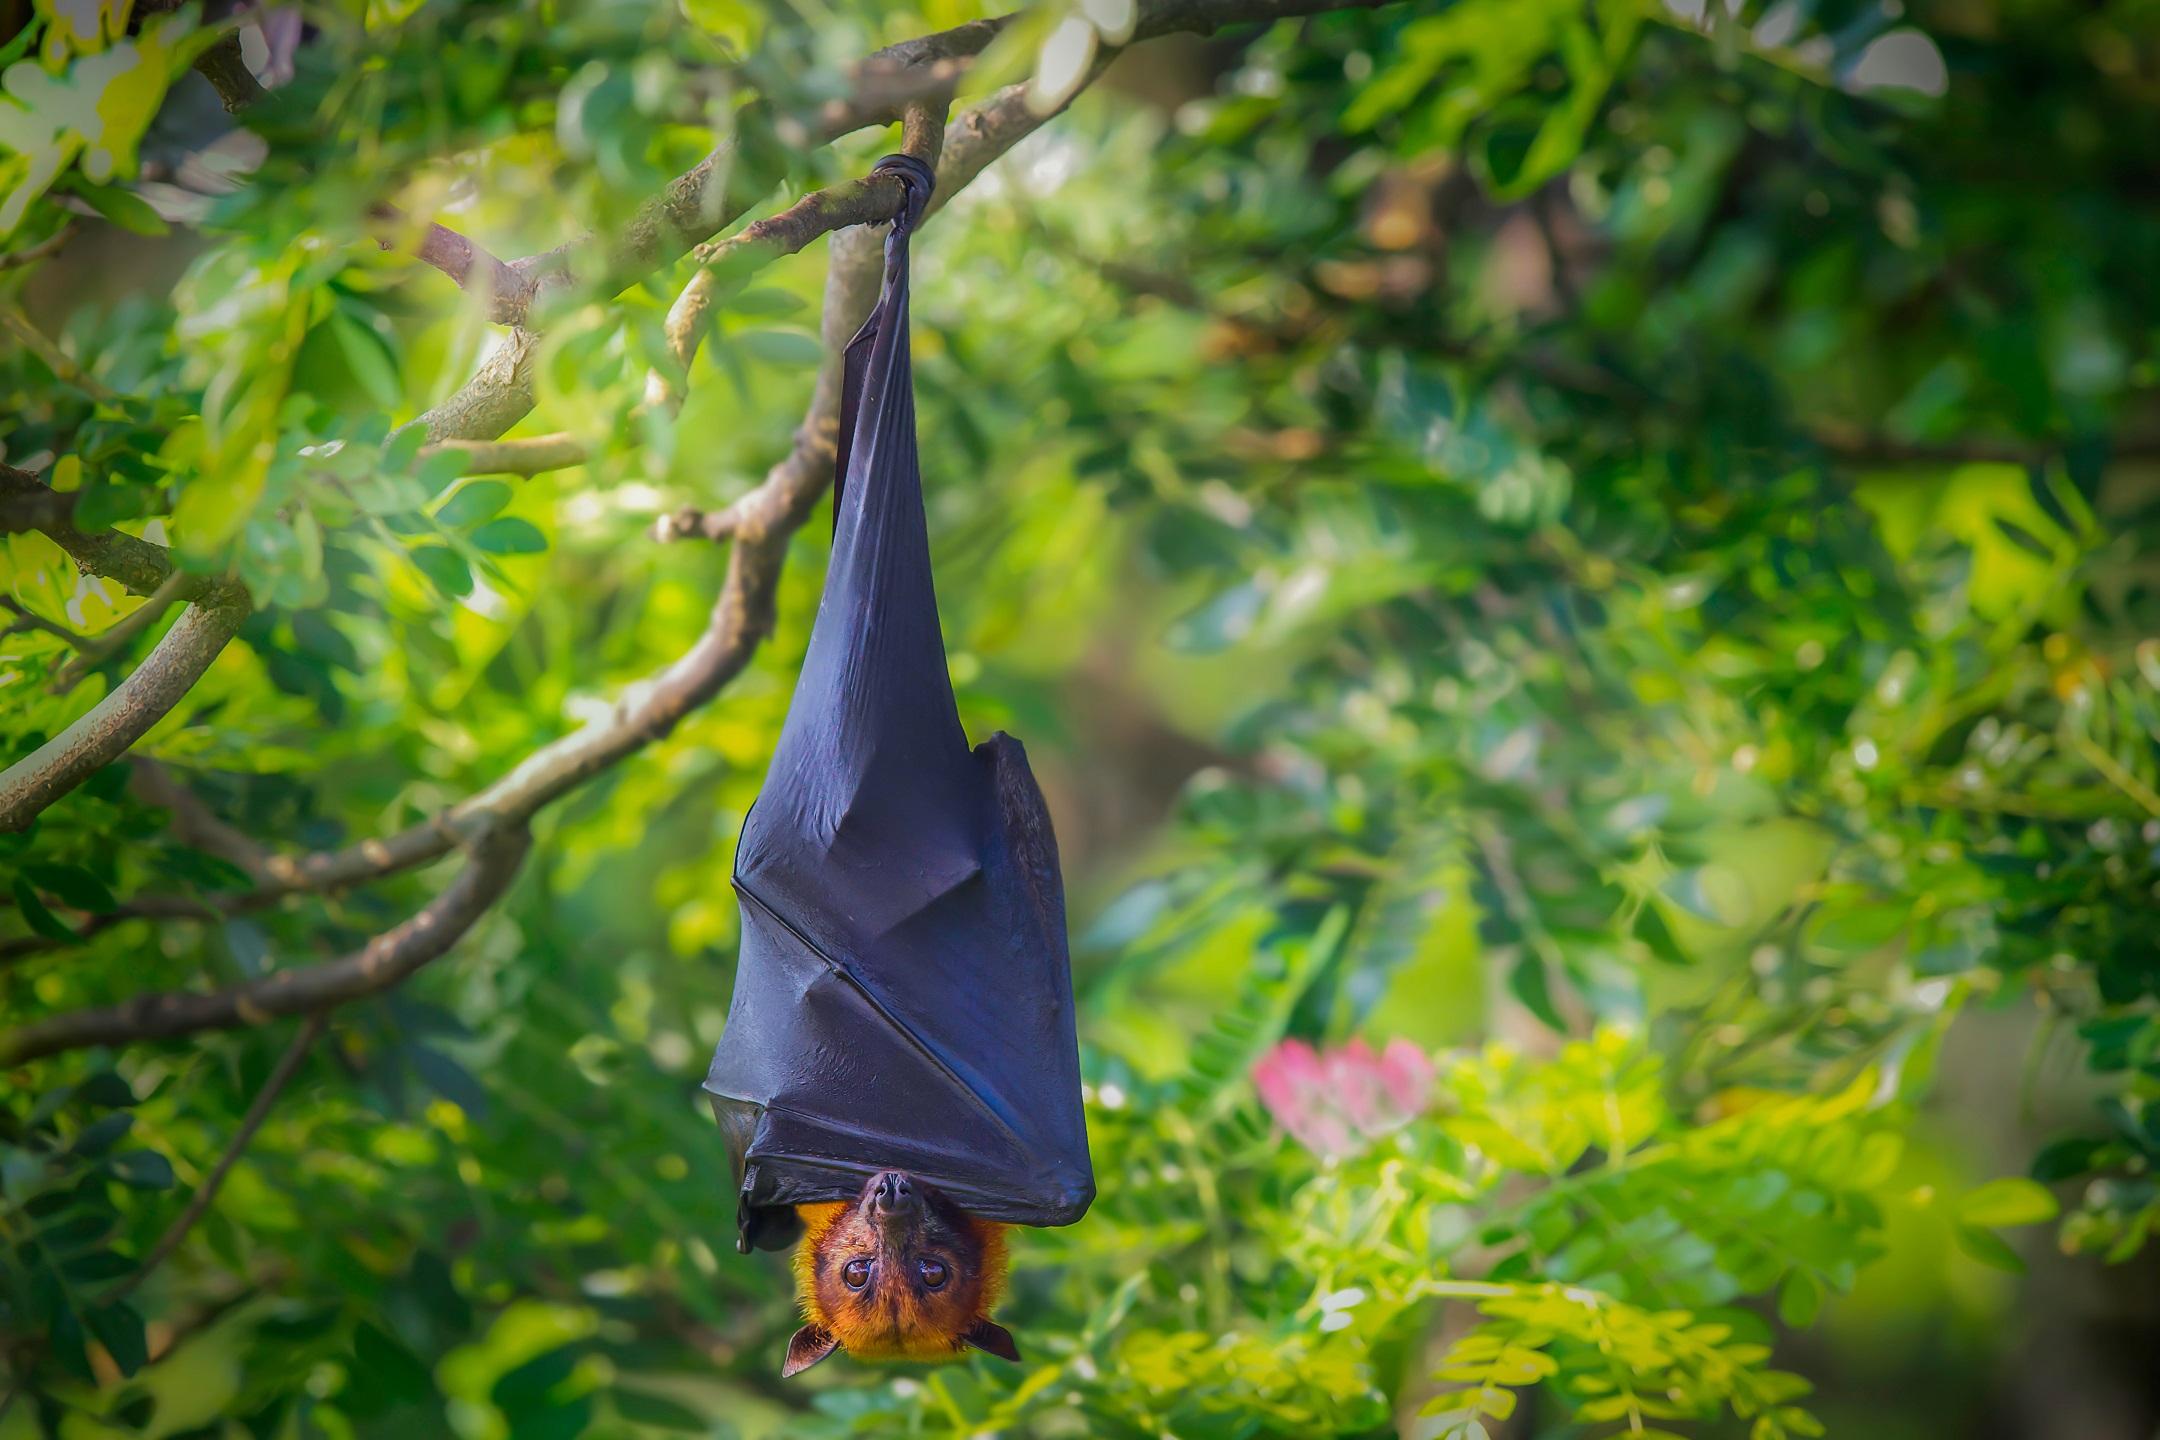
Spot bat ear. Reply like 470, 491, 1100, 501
783, 1324, 840, 1377
961, 1317, 1020, 1363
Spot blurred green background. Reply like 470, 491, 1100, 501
3, 0, 2160, 1434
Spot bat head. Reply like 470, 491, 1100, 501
783, 1170, 1016, 1376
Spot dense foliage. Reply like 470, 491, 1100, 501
3, 0, 2158, 1434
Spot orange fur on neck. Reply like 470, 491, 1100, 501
793, 1200, 1009, 1362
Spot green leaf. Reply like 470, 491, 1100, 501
1952, 1224, 2027, 1272
109, 1149, 176, 1189
727, 287, 805, 315
469, 516, 548, 555
74, 1071, 137, 1108
2030, 1136, 2104, 1183
1776, 1270, 1821, 1328
14, 876, 79, 940
70, 180, 170, 237
436, 479, 512, 528
329, 313, 404, 410
72, 481, 148, 532
85, 1302, 149, 1376
609, 1389, 708, 1429
353, 1321, 435, 1405
736, 328, 823, 366
417, 447, 473, 496
48, 1305, 93, 1382
1956, 1176, 2060, 1228
70, 1111, 133, 1156
23, 862, 117, 913
1508, 950, 1564, 1031
156, 845, 257, 893
409, 545, 473, 597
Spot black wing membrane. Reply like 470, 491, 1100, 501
704, 154, 1094, 1253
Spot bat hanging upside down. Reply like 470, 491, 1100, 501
783, 1170, 1019, 1376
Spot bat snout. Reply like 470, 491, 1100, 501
868, 1170, 919, 1217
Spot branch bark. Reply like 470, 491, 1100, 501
0, 826, 529, 1065
370, 204, 548, 328
1, 464, 185, 598
51, 570, 192, 694
420, 433, 590, 477
0, 582, 250, 833
0, 225, 74, 271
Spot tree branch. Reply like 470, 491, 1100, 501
192, 30, 267, 112
235, 110, 966, 905
0, 597, 89, 648
105, 1011, 326, 1301
370, 204, 546, 328
421, 433, 589, 477
0, 825, 529, 1065
0, 225, 75, 271
0, 895, 220, 970
128, 758, 275, 887
0, 582, 250, 833
21, 0, 1398, 935
1, 306, 115, 401
0, 465, 184, 598
650, 102, 950, 412
50, 570, 192, 694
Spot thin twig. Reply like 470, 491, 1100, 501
0, 597, 89, 648
0, 225, 75, 271
653, 500, 746, 545
128, 758, 274, 886
51, 569, 192, 693
0, 895, 220, 969
105, 1011, 328, 1301
2064, 732, 2160, 820
0, 306, 115, 401
0, 825, 528, 1064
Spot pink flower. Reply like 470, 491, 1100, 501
1252, 1037, 1436, 1160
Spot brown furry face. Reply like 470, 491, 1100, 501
782, 1171, 1016, 1376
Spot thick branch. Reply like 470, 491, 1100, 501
400, 329, 543, 444
0, 826, 529, 1065
106, 1012, 326, 1301
370, 205, 541, 328
0, 465, 183, 598
192, 30, 267, 112
421, 433, 589, 477
0, 582, 251, 832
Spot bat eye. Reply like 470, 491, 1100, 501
842, 1258, 872, 1290
918, 1258, 948, 1289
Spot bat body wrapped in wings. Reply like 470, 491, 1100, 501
703, 153, 1094, 1373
